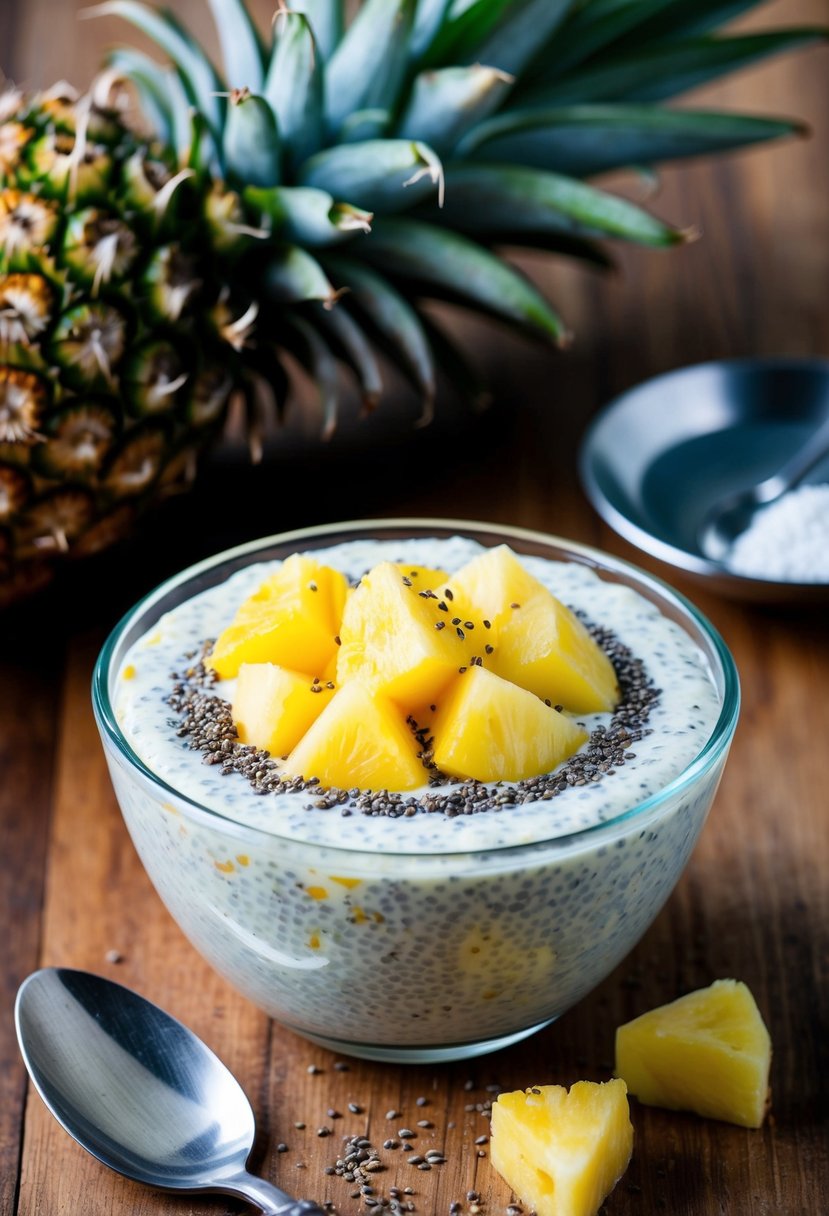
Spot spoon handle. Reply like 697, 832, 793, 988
220, 1170, 327, 1216
759, 409, 829, 503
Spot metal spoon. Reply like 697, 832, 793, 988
15, 968, 325, 1216
699, 411, 829, 561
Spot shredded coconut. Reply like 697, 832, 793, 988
726, 483, 829, 582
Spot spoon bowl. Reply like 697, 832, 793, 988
15, 968, 325, 1216
698, 410, 829, 561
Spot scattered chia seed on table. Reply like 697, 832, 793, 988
165, 618, 659, 819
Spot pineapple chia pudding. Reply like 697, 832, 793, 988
104, 533, 733, 1060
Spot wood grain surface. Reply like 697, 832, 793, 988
2, 3, 828, 1215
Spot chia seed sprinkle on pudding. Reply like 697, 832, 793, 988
101, 531, 736, 1060
164, 617, 657, 820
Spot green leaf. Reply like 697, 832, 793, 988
424, 0, 514, 65
206, 0, 266, 91
311, 302, 384, 411
263, 245, 340, 306
337, 110, 392, 144
283, 316, 341, 437
419, 313, 491, 412
523, 30, 828, 106
245, 185, 372, 245
161, 65, 209, 168
264, 11, 324, 170
360, 218, 567, 344
411, 0, 453, 61
84, 1, 225, 135
325, 0, 415, 137
426, 0, 576, 72
223, 92, 280, 188
471, 0, 575, 75
620, 0, 773, 46
290, 0, 343, 61
525, 0, 673, 80
461, 105, 806, 176
431, 164, 688, 246
322, 254, 436, 414
105, 47, 173, 143
396, 65, 513, 154
299, 140, 443, 213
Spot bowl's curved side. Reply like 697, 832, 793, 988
92, 518, 739, 1061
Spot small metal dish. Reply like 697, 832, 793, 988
579, 357, 829, 603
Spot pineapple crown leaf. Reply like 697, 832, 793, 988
244, 184, 373, 245
285, 313, 342, 439
397, 64, 515, 157
359, 217, 569, 346
204, 0, 268, 92
459, 0, 575, 78
523, 0, 763, 79
222, 90, 281, 189
321, 253, 437, 410
288, 0, 344, 63
311, 299, 383, 413
323, 0, 416, 138
264, 11, 324, 171
520, 28, 829, 107
263, 243, 341, 308
457, 103, 809, 177
82, 1, 226, 136
429, 163, 689, 248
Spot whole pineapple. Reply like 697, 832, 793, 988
0, 0, 823, 603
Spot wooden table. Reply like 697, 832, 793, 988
2, 3, 828, 1214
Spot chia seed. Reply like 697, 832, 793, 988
165, 620, 659, 821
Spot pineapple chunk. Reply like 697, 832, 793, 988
440, 544, 543, 629
232, 663, 334, 757
283, 679, 426, 791
395, 563, 449, 587
431, 666, 587, 782
336, 561, 467, 706
444, 545, 618, 713
208, 554, 348, 679
491, 590, 618, 713
614, 979, 772, 1128
490, 1081, 633, 1216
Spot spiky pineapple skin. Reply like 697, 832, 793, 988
0, 85, 240, 604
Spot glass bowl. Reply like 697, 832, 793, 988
92, 519, 740, 1063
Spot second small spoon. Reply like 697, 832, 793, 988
699, 410, 829, 561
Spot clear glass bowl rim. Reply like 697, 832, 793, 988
92, 517, 740, 859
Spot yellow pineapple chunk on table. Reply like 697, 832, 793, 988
614, 979, 772, 1128
283, 679, 426, 791
490, 1080, 633, 1216
336, 561, 468, 706
431, 666, 587, 782
232, 663, 335, 757
442, 545, 619, 713
208, 554, 348, 679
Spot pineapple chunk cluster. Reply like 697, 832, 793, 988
614, 979, 772, 1128
207, 545, 619, 792
490, 1080, 634, 1216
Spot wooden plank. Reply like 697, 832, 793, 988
0, 618, 61, 1216
4, 1, 829, 1214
